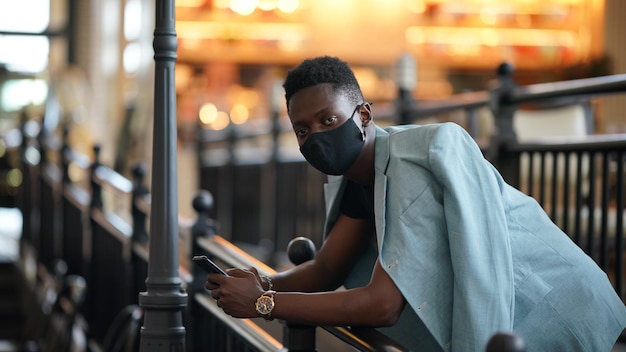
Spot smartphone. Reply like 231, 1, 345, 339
192, 255, 228, 276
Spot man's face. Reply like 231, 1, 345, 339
288, 83, 358, 147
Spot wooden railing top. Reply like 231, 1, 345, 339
505, 133, 626, 152
92, 165, 133, 194
410, 90, 490, 118
196, 235, 275, 276
507, 73, 626, 105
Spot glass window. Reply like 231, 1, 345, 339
0, 0, 50, 33
0, 35, 49, 73
0, 0, 51, 73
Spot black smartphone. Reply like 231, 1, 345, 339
192, 255, 228, 276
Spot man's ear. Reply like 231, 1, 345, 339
359, 102, 373, 126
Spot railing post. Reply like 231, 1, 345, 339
18, 108, 40, 248
61, 124, 71, 184
190, 190, 218, 258
490, 62, 518, 141
90, 144, 102, 210
395, 53, 417, 125
486, 332, 526, 352
284, 237, 318, 352
489, 62, 520, 186
189, 190, 217, 352
267, 81, 283, 266
131, 163, 149, 244
138, 0, 187, 350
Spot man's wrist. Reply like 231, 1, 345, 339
262, 275, 274, 291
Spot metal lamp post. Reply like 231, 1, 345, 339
138, 0, 187, 350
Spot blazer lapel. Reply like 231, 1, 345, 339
374, 126, 390, 250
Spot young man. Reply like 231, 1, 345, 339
205, 56, 626, 351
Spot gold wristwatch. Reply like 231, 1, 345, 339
255, 290, 276, 320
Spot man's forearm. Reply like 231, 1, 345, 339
268, 259, 343, 293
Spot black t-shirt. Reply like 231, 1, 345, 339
339, 180, 375, 219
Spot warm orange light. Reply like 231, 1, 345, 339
211, 111, 231, 130
406, 0, 426, 14
479, 7, 498, 25
277, 0, 298, 14
258, 0, 278, 11
199, 104, 231, 130
227, 86, 259, 109
230, 104, 249, 124
214, 0, 230, 9
481, 29, 499, 47
199, 103, 218, 125
405, 26, 425, 45
230, 0, 258, 16
177, 0, 205, 7
177, 21, 309, 42
406, 26, 578, 48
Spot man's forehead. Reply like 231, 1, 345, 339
288, 84, 346, 114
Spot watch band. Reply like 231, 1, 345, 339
263, 275, 274, 291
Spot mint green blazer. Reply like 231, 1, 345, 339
322, 123, 626, 351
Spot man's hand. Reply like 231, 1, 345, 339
206, 268, 266, 318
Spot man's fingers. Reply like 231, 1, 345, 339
226, 268, 254, 278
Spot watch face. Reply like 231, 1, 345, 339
256, 295, 274, 315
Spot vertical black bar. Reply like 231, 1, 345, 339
397, 89, 413, 125
616, 151, 624, 299
131, 164, 149, 245
587, 152, 597, 257
562, 151, 571, 234
574, 151, 584, 244
550, 152, 559, 221
527, 152, 535, 197
189, 191, 217, 352
67, 0, 78, 64
599, 152, 610, 270
466, 107, 478, 138
138, 0, 187, 350
539, 152, 546, 206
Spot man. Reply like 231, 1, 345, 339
206, 56, 626, 351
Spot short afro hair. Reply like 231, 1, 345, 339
283, 56, 363, 109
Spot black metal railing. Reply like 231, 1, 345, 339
500, 135, 626, 298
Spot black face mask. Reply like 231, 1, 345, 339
299, 114, 364, 175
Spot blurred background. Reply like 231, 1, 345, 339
1, 2, 626, 350
0, 0, 625, 217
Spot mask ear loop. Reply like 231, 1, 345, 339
359, 102, 373, 141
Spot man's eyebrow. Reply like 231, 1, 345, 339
313, 106, 332, 117
290, 105, 334, 127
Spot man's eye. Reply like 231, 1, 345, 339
323, 116, 337, 125
295, 129, 308, 137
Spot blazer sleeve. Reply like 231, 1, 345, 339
427, 123, 515, 350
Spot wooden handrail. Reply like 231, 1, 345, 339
410, 90, 490, 118
92, 165, 133, 194
503, 133, 626, 152
507, 74, 626, 104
